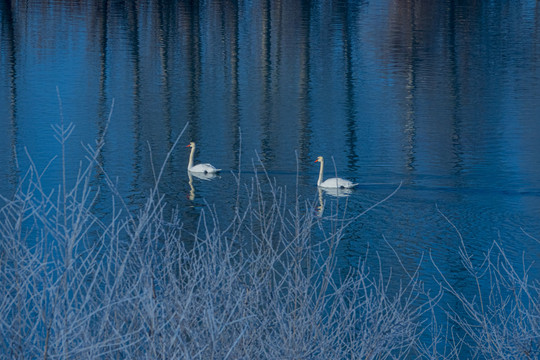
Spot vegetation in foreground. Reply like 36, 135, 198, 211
0, 122, 538, 359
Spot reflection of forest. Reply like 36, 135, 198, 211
385, 0, 540, 184
1, 0, 540, 197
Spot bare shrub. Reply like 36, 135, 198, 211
0, 118, 537, 359
430, 210, 540, 360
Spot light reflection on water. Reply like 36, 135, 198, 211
1, 0, 540, 344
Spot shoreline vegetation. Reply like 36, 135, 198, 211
0, 121, 538, 359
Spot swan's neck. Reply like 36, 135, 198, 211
317, 159, 324, 186
188, 146, 195, 170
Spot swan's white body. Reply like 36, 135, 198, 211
187, 142, 221, 174
315, 156, 357, 189
189, 171, 218, 180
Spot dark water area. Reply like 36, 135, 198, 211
1, 0, 540, 345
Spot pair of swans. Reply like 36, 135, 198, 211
187, 142, 357, 189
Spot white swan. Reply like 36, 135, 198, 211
186, 142, 221, 173
315, 156, 357, 189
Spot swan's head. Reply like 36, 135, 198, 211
186, 142, 196, 148
314, 156, 324, 163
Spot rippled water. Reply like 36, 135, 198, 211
1, 0, 540, 326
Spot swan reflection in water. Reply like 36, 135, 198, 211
320, 186, 354, 197
316, 186, 354, 217
317, 188, 325, 217
187, 171, 219, 201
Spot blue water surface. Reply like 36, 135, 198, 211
1, 0, 540, 350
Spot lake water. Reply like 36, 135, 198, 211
1, 0, 540, 346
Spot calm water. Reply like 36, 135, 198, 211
1, 0, 540, 323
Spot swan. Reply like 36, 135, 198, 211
315, 156, 357, 189
186, 142, 221, 173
